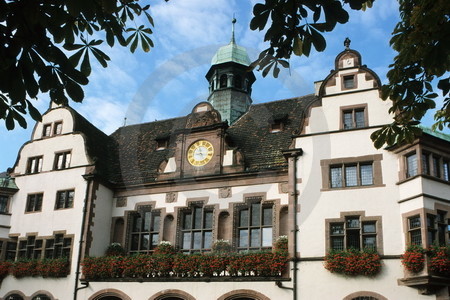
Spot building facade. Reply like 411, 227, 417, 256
0, 36, 450, 300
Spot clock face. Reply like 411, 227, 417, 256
344, 58, 354, 67
187, 140, 214, 166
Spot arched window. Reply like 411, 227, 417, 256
234, 75, 242, 89
352, 297, 378, 300
97, 297, 122, 300
220, 74, 228, 88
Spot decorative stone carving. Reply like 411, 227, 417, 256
279, 182, 289, 194
219, 187, 232, 198
116, 197, 127, 207
165, 192, 178, 203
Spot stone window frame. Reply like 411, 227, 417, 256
340, 103, 368, 130
15, 231, 73, 260
233, 194, 276, 252
25, 192, 44, 213
396, 142, 450, 183
402, 203, 450, 248
321, 154, 383, 191
176, 200, 215, 254
53, 150, 72, 170
54, 189, 75, 210
325, 211, 383, 254
343, 291, 388, 300
125, 204, 161, 255
26, 155, 43, 174
3, 291, 26, 300
340, 71, 358, 91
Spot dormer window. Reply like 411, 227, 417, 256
270, 114, 287, 133
27, 156, 43, 174
156, 139, 168, 150
343, 75, 355, 89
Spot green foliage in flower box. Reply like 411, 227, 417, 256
324, 248, 381, 277
401, 245, 426, 274
0, 261, 12, 280
429, 245, 450, 276
9, 258, 70, 278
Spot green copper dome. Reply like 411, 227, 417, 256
211, 41, 251, 66
211, 18, 251, 66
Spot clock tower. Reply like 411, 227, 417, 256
205, 18, 256, 125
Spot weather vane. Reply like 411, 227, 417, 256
344, 37, 351, 49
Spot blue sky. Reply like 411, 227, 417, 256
0, 0, 447, 172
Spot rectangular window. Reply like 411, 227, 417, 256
342, 108, 365, 129
330, 163, 373, 188
343, 75, 355, 89
55, 190, 74, 209
408, 216, 422, 245
422, 153, 430, 175
437, 211, 447, 246
0, 195, 8, 213
17, 236, 43, 259
26, 156, 43, 174
54, 151, 71, 170
180, 205, 212, 253
129, 207, 160, 255
53, 121, 63, 135
26, 193, 43, 212
432, 155, 441, 177
329, 215, 378, 251
6, 240, 17, 261
42, 124, 52, 137
237, 198, 273, 251
406, 153, 418, 178
44, 234, 72, 259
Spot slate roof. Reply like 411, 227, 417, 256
107, 94, 319, 186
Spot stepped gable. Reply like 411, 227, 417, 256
109, 116, 187, 186
227, 94, 318, 171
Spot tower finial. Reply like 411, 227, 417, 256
231, 15, 236, 44
344, 37, 351, 50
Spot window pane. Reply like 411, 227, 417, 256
251, 203, 260, 226
347, 217, 360, 228
347, 230, 360, 250
239, 209, 248, 227
194, 207, 202, 229
204, 211, 213, 229
239, 229, 248, 247
153, 214, 160, 231
183, 213, 192, 230
263, 207, 272, 226
143, 212, 151, 231
422, 153, 430, 175
343, 76, 354, 89
345, 165, 357, 186
262, 227, 272, 247
410, 230, 422, 245
343, 112, 353, 129
331, 237, 344, 250
407, 153, 418, 177
363, 236, 376, 250
151, 234, 159, 247
355, 110, 365, 128
67, 191, 74, 207
363, 222, 376, 233
360, 164, 373, 185
432, 156, 440, 177
409, 216, 421, 229
331, 223, 344, 235
193, 232, 202, 249
331, 167, 342, 188
443, 161, 449, 181
133, 215, 142, 232
250, 228, 261, 247
64, 153, 71, 168
203, 231, 212, 249
141, 234, 149, 250
182, 232, 191, 249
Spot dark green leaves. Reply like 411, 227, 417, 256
1, 0, 155, 130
